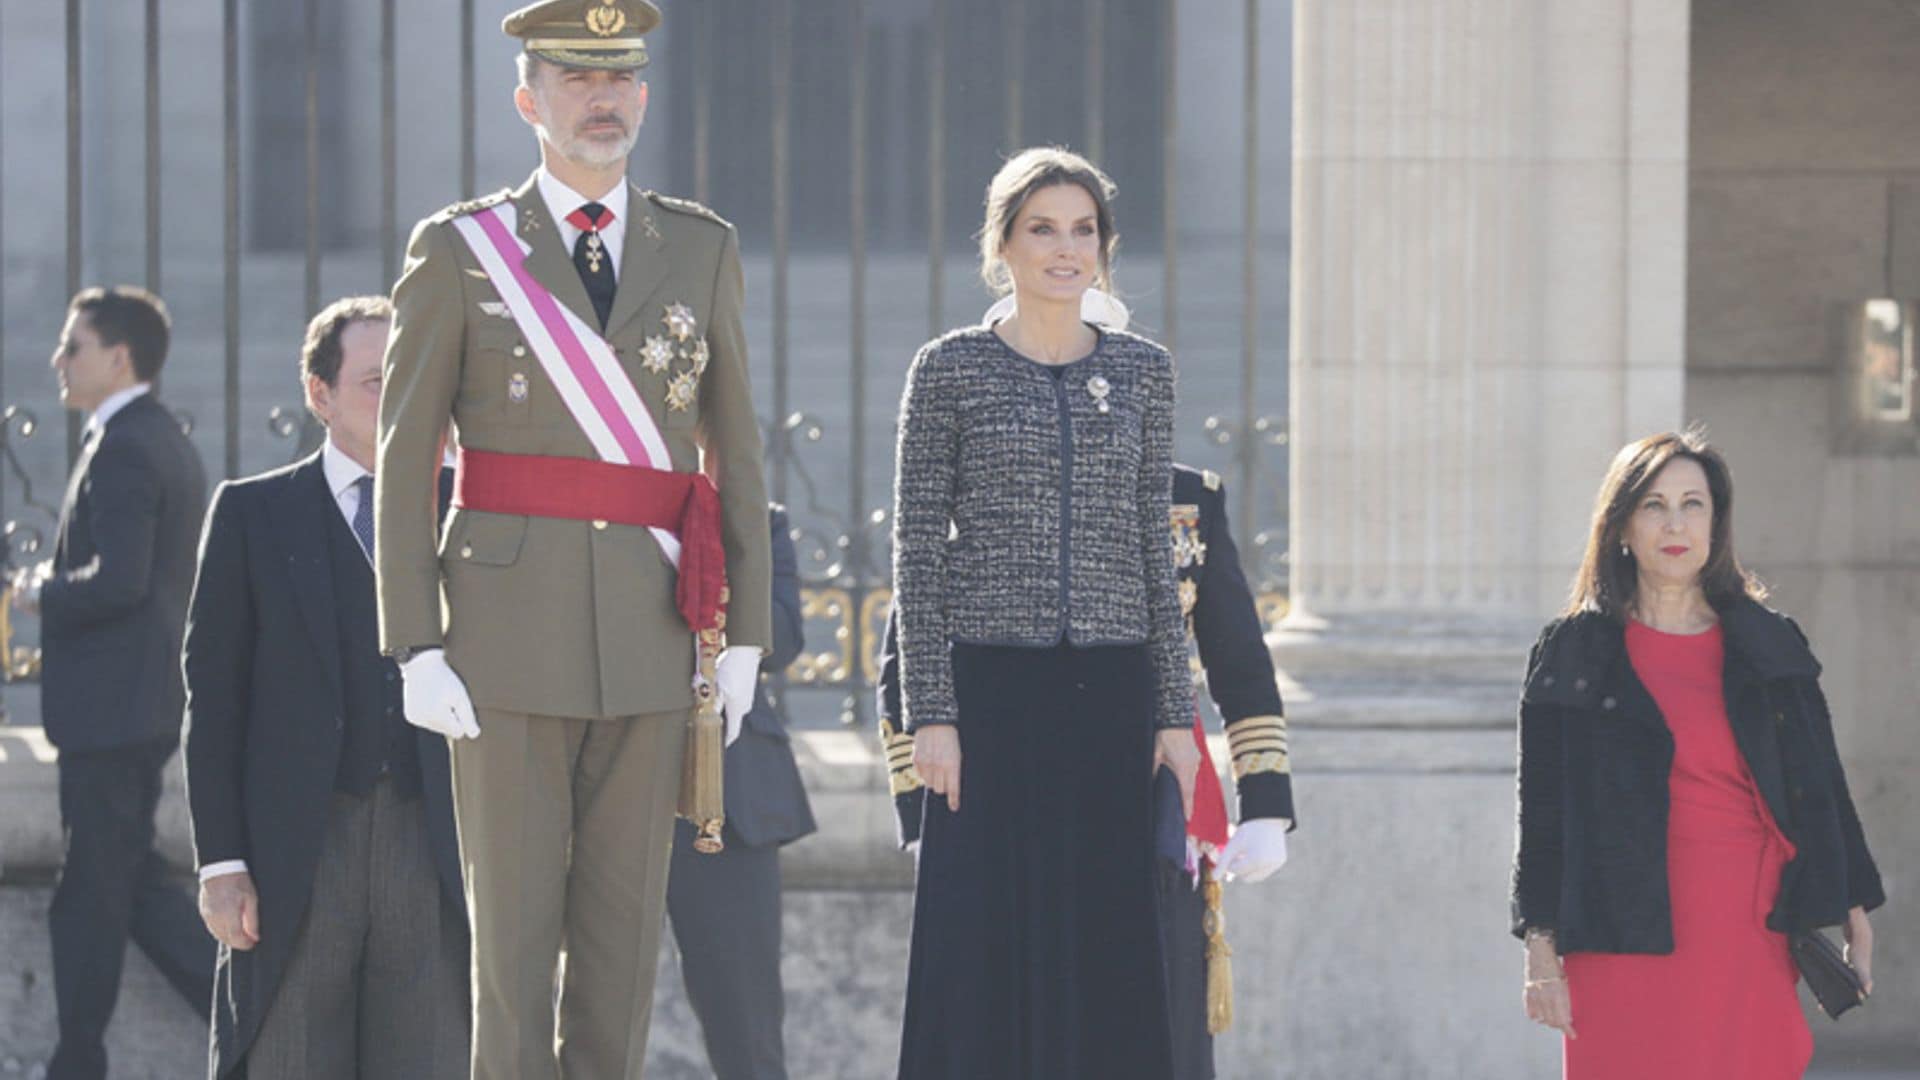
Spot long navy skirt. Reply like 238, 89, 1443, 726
897, 642, 1175, 1080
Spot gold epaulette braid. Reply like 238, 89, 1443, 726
1225, 714, 1290, 780
879, 716, 924, 797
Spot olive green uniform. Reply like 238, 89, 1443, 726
374, 171, 770, 1077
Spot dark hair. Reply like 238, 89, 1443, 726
1563, 428, 1767, 619
978, 146, 1120, 295
68, 286, 171, 381
301, 295, 393, 388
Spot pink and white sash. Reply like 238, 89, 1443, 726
449, 202, 682, 566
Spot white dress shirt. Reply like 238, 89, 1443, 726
537, 166, 628, 283
199, 437, 372, 884
86, 382, 152, 439
321, 436, 374, 547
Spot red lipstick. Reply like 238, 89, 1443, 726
1660, 545, 1690, 556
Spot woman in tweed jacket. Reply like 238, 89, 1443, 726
892, 147, 1197, 1080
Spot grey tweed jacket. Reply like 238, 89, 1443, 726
890, 324, 1193, 732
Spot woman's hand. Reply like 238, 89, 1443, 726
1844, 905, 1874, 995
1522, 933, 1575, 1039
1153, 727, 1201, 823
914, 725, 962, 813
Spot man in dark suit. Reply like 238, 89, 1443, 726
8, 285, 213, 1080
182, 296, 468, 1079
664, 504, 815, 1080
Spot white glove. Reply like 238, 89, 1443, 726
714, 646, 762, 747
1211, 818, 1289, 883
399, 648, 480, 740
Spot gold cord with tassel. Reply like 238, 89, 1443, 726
678, 589, 729, 853
1202, 870, 1234, 1034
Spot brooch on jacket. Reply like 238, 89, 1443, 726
1087, 374, 1112, 414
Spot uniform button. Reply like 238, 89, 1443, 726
1601, 696, 1617, 710
460, 543, 473, 558
1541, 675, 1556, 687
1573, 677, 1589, 692
512, 345, 527, 358
593, 519, 608, 530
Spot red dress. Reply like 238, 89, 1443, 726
1562, 621, 1812, 1080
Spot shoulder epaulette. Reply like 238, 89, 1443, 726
1202, 469, 1223, 492
646, 191, 731, 228
427, 188, 512, 224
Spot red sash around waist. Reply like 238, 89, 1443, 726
451, 447, 727, 633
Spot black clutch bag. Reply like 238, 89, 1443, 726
1790, 930, 1867, 1019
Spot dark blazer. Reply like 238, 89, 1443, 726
40, 392, 207, 752
722, 505, 816, 849
1511, 597, 1886, 955
182, 452, 464, 1077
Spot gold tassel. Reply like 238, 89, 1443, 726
1203, 873, 1234, 1035
678, 613, 728, 853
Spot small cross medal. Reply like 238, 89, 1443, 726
566, 203, 617, 276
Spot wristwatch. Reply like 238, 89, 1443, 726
389, 645, 438, 665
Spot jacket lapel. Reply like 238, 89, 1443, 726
274, 454, 345, 698
510, 173, 602, 335
604, 183, 669, 340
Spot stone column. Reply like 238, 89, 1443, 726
1214, 5, 1693, 1078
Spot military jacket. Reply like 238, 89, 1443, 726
878, 464, 1296, 844
376, 171, 771, 720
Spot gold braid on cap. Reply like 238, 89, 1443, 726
1226, 715, 1290, 779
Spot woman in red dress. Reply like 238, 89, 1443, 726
1510, 431, 1884, 1079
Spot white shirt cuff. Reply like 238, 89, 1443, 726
198, 859, 249, 882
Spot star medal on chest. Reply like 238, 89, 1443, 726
1087, 374, 1112, 413
666, 368, 699, 412
664, 302, 699, 342
642, 335, 676, 374
1170, 506, 1205, 569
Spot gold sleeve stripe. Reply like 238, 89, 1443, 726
1226, 716, 1287, 749
1232, 749, 1291, 779
881, 728, 924, 795
1228, 734, 1290, 753
1226, 716, 1291, 778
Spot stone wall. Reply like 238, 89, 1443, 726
1687, 0, 1920, 1057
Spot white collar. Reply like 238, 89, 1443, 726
321, 436, 372, 500
87, 383, 152, 436
536, 166, 629, 231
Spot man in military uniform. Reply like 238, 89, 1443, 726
374, 2, 771, 1076
879, 464, 1296, 1080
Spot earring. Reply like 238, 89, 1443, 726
1620, 543, 1630, 558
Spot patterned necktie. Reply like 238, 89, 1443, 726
567, 201, 617, 330
351, 474, 376, 561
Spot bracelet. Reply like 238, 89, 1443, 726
1523, 926, 1557, 946
1525, 975, 1566, 989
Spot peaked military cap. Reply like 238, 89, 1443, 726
503, 0, 660, 70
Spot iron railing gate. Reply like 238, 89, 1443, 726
0, 0, 1288, 730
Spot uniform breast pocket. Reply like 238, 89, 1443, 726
467, 325, 542, 427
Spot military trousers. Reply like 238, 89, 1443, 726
450, 706, 688, 1080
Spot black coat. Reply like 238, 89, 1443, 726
1511, 597, 1885, 955
719, 505, 816, 849
40, 393, 207, 751
182, 453, 464, 1077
